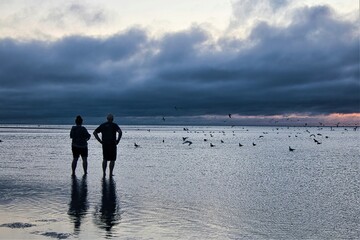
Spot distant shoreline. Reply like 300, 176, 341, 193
0, 124, 358, 129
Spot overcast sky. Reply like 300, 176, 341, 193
0, 0, 359, 125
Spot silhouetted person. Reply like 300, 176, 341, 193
94, 177, 121, 237
68, 175, 89, 234
70, 115, 91, 175
94, 114, 122, 177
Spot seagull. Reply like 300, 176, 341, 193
221, 140, 224, 143
259, 135, 264, 138
183, 140, 192, 146
210, 143, 215, 147
310, 134, 316, 137
239, 143, 243, 147
252, 142, 256, 146
314, 139, 321, 144
203, 139, 208, 142
182, 137, 189, 141
228, 114, 232, 118
289, 146, 295, 151
134, 143, 140, 148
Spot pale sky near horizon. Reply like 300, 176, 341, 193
0, 0, 357, 39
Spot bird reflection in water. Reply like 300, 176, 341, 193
94, 177, 121, 237
68, 175, 89, 234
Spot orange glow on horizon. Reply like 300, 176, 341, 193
328, 113, 360, 119
199, 113, 360, 126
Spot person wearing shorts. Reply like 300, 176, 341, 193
93, 114, 122, 177
70, 115, 91, 175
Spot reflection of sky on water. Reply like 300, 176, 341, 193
93, 177, 121, 238
0, 126, 359, 239
68, 175, 89, 234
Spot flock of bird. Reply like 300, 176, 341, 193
131, 124, 358, 152
130, 111, 360, 151
177, 127, 329, 152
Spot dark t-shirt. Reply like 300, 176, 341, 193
95, 122, 120, 144
70, 125, 91, 148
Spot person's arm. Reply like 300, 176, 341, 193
93, 130, 102, 144
70, 127, 74, 139
116, 128, 122, 145
84, 128, 91, 141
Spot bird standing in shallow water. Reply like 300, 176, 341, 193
183, 140, 192, 146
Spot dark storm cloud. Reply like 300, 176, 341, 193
0, 5, 358, 123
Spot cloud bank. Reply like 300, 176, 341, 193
0, 4, 359, 124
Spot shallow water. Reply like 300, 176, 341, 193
0, 125, 359, 239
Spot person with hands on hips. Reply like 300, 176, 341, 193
93, 114, 122, 177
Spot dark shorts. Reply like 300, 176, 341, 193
102, 143, 117, 161
72, 146, 88, 159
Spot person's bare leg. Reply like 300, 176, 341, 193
102, 160, 107, 177
109, 161, 115, 177
72, 157, 79, 176
82, 157, 88, 175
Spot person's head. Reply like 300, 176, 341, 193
75, 115, 83, 125
107, 114, 114, 122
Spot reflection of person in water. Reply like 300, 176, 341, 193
68, 175, 89, 234
94, 177, 121, 236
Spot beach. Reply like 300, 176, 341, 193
0, 125, 359, 239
